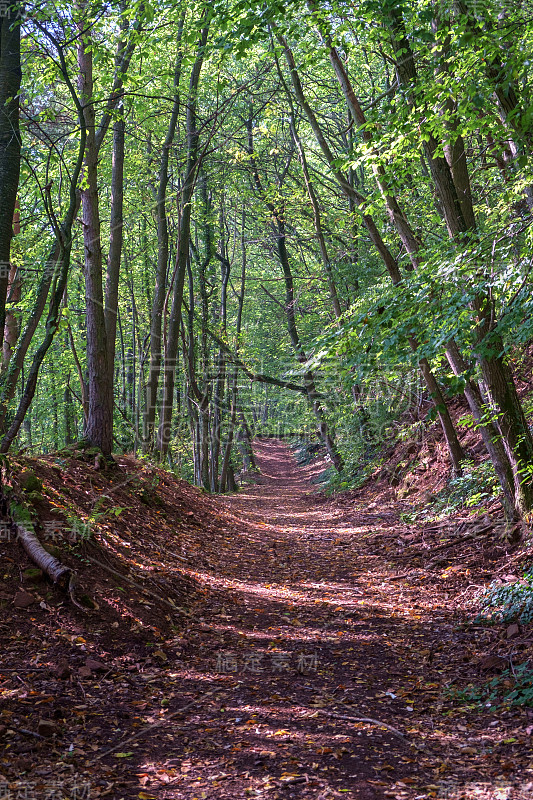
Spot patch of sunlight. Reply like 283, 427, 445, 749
188, 571, 366, 608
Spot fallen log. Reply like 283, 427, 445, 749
14, 515, 72, 587
1, 487, 72, 588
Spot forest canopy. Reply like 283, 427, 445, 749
1, 0, 533, 518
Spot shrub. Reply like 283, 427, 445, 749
475, 572, 533, 625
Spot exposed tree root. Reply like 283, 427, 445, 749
309, 708, 409, 745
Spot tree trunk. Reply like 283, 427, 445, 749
0, 8, 21, 354
280, 34, 464, 474
78, 10, 113, 455
157, 21, 209, 459
0, 5, 141, 444
144, 15, 185, 450
104, 17, 127, 433
288, 115, 342, 317
220, 216, 246, 491
2, 203, 21, 369
388, 6, 533, 513
276, 214, 344, 472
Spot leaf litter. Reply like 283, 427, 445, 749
0, 440, 532, 798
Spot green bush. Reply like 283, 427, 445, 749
448, 663, 533, 709
475, 572, 533, 625
431, 459, 499, 514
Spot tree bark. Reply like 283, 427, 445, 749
0, 7, 21, 354
143, 14, 185, 450
156, 21, 209, 458
78, 8, 113, 455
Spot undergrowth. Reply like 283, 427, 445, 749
448, 663, 533, 709
401, 459, 501, 524
448, 574, 533, 709
430, 459, 499, 515
475, 572, 533, 625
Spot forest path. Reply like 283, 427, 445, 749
147, 439, 527, 800
3, 440, 528, 800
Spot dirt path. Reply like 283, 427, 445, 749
2, 439, 531, 799
154, 439, 531, 800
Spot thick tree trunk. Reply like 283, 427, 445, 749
0, 9, 21, 354
78, 14, 113, 455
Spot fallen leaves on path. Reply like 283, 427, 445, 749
1, 441, 532, 799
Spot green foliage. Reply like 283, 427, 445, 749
3, 0, 533, 506
475, 573, 533, 626
290, 438, 323, 466
397, 421, 426, 442
430, 460, 500, 516
399, 511, 419, 524
448, 663, 533, 709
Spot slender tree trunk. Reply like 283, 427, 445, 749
210, 209, 231, 491
334, 22, 519, 497
237, 407, 257, 472
3, 203, 21, 368
157, 21, 209, 458
0, 18, 87, 453
288, 116, 342, 318
64, 378, 75, 446
279, 33, 464, 474
144, 15, 185, 450
0, 5, 141, 442
276, 214, 343, 471
104, 33, 126, 434
246, 114, 343, 470
220, 214, 246, 491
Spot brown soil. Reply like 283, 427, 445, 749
1, 439, 533, 799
